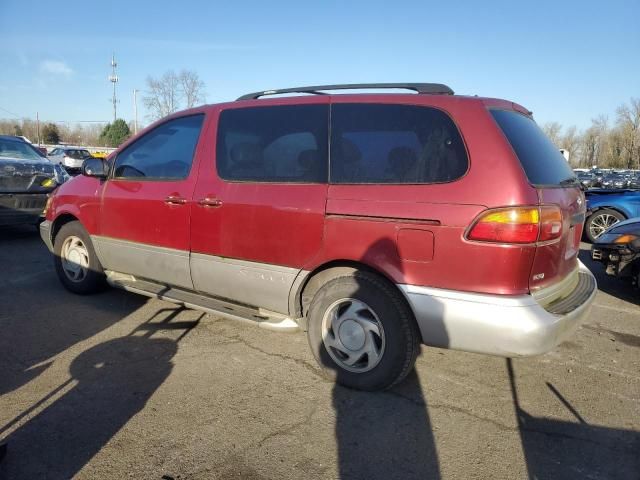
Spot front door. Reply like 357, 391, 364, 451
189, 101, 329, 313
97, 114, 206, 289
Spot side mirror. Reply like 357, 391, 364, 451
82, 158, 108, 178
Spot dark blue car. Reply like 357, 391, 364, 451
585, 189, 640, 242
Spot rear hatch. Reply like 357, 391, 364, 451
491, 109, 584, 292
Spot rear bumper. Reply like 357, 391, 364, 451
399, 261, 597, 357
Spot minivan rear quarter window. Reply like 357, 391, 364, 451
491, 109, 575, 187
330, 104, 468, 184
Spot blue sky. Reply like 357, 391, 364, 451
1, 0, 638, 130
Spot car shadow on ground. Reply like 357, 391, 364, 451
0, 306, 202, 479
0, 225, 147, 396
507, 358, 640, 479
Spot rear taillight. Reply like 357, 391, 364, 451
467, 206, 563, 244
538, 206, 563, 242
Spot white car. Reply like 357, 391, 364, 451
48, 148, 94, 173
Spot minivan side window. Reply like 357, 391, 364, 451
330, 104, 468, 184
216, 104, 328, 183
113, 114, 204, 180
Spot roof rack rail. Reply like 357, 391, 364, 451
236, 83, 454, 100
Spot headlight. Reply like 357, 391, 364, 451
40, 178, 56, 188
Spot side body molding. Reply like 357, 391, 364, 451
92, 236, 193, 290
190, 253, 302, 315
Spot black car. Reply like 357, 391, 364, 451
628, 174, 640, 190
601, 173, 628, 189
591, 218, 640, 287
576, 172, 596, 189
0, 135, 69, 226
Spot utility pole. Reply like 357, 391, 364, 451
36, 111, 40, 146
108, 54, 119, 122
133, 89, 139, 134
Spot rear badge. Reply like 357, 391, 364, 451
532, 273, 545, 281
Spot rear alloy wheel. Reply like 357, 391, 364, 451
586, 209, 625, 243
307, 271, 420, 391
54, 221, 106, 294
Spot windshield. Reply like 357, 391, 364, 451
0, 138, 45, 161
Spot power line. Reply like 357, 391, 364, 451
0, 106, 21, 118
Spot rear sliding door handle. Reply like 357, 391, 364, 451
197, 197, 223, 208
164, 195, 188, 205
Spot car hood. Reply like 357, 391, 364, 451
608, 217, 640, 231
0, 155, 61, 193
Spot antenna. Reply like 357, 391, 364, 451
108, 53, 119, 122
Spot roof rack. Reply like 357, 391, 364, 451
236, 83, 454, 100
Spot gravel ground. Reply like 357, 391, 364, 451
0, 225, 638, 479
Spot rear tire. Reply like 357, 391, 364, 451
585, 209, 625, 243
306, 271, 420, 391
53, 221, 106, 294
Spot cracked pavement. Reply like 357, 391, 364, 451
0, 225, 639, 479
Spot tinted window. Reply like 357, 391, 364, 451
491, 110, 575, 186
113, 115, 204, 179
216, 105, 328, 183
330, 104, 468, 184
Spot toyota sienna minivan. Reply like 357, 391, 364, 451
40, 83, 596, 390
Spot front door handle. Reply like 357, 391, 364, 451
165, 195, 188, 205
197, 197, 223, 208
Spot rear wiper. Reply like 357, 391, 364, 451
559, 177, 579, 186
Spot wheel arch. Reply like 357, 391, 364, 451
290, 259, 411, 330
587, 205, 630, 220
51, 213, 81, 244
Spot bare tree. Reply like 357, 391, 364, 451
143, 70, 180, 121
542, 122, 562, 146
616, 98, 640, 169
143, 69, 207, 121
560, 126, 580, 166
179, 70, 206, 109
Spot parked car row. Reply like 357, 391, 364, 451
575, 169, 640, 190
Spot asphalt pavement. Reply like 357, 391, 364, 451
0, 225, 638, 479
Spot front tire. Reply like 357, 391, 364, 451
585, 209, 625, 242
307, 271, 420, 391
53, 221, 106, 294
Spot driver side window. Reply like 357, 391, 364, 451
113, 114, 204, 180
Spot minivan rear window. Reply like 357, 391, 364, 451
491, 109, 575, 187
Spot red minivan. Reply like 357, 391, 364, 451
40, 83, 596, 391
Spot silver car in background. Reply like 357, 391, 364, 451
47, 147, 94, 174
